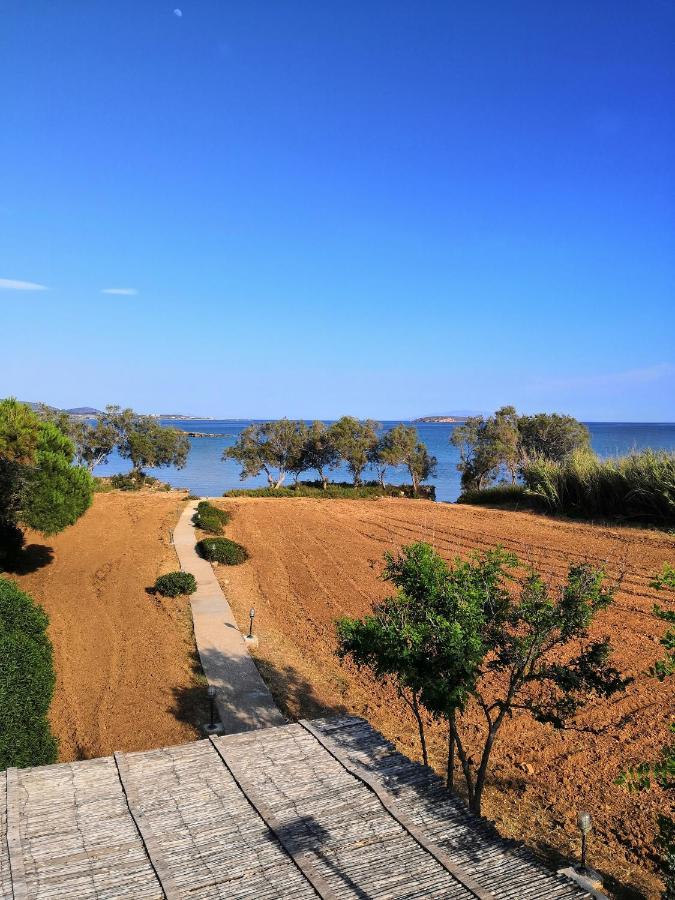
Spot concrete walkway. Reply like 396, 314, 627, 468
173, 500, 285, 733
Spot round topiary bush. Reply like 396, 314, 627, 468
154, 571, 197, 597
196, 537, 248, 565
193, 501, 231, 534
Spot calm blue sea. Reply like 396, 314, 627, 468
94, 421, 675, 502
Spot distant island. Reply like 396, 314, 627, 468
413, 415, 466, 423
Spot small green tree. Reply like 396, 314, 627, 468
338, 542, 629, 815
618, 564, 675, 899
103, 405, 189, 478
0, 577, 57, 769
0, 399, 93, 563
224, 419, 308, 488
328, 417, 379, 486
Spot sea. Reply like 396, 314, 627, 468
93, 420, 675, 503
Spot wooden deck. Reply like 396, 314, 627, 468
1, 718, 594, 899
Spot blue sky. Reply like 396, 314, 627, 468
1, 1, 673, 420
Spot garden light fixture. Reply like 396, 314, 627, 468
207, 685, 216, 729
576, 811, 592, 872
248, 607, 255, 638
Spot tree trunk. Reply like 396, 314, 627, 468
470, 723, 500, 815
411, 692, 428, 767
453, 726, 475, 807
318, 468, 327, 490
379, 469, 386, 489
446, 711, 455, 792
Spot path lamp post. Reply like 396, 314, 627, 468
248, 608, 255, 638
207, 685, 216, 730
577, 811, 592, 872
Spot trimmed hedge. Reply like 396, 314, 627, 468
0, 577, 57, 769
154, 571, 197, 597
197, 537, 248, 565
193, 501, 231, 534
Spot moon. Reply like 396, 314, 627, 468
173, 8, 183, 17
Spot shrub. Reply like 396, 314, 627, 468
197, 537, 248, 565
193, 501, 231, 533
0, 577, 57, 769
154, 571, 197, 597
458, 483, 530, 507
223, 481, 435, 500
110, 472, 142, 491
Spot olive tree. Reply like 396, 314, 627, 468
224, 419, 308, 488
374, 424, 437, 494
38, 406, 117, 471
298, 421, 339, 489
328, 417, 379, 486
102, 405, 189, 478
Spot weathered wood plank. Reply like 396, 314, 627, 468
310, 717, 594, 900
5, 769, 27, 900
300, 719, 496, 900
113, 752, 181, 900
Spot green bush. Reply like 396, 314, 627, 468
0, 577, 57, 769
193, 501, 231, 533
223, 481, 434, 500
522, 448, 675, 523
110, 472, 142, 491
154, 571, 197, 597
197, 537, 248, 565
458, 483, 530, 507
109, 472, 160, 491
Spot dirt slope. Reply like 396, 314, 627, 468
214, 497, 675, 899
8, 491, 204, 761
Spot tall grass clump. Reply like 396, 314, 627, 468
522, 448, 675, 523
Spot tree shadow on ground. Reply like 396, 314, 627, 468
170, 648, 348, 737
328, 724, 650, 900
1, 544, 54, 575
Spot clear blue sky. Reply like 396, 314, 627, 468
1, 1, 673, 420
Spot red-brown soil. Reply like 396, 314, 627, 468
8, 491, 205, 762
214, 497, 675, 899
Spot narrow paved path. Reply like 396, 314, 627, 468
173, 501, 285, 733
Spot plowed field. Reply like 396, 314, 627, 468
215, 497, 675, 899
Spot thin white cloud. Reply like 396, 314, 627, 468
0, 278, 48, 291
101, 287, 138, 296
173, 8, 183, 17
